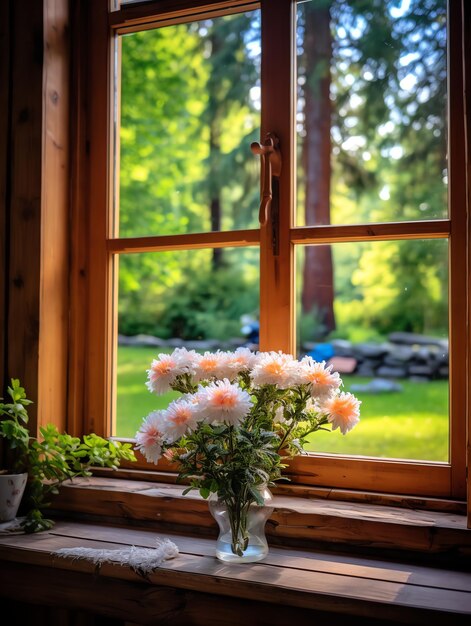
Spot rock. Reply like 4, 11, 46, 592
166, 338, 185, 348
384, 357, 409, 367
438, 366, 449, 378
376, 366, 407, 378
327, 356, 357, 374
118, 334, 165, 347
388, 345, 414, 362
388, 332, 448, 347
330, 339, 353, 356
350, 378, 403, 393
408, 365, 435, 377
184, 340, 219, 351
356, 364, 377, 377
354, 343, 390, 358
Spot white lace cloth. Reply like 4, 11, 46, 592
54, 537, 179, 574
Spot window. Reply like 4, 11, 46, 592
81, 0, 467, 500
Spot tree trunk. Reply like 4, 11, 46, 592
301, 3, 335, 334
208, 30, 223, 270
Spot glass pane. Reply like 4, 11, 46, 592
296, 239, 449, 461
115, 247, 260, 437
296, 1, 448, 225
118, 11, 261, 237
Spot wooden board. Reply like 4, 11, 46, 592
49, 477, 471, 558
0, 520, 471, 625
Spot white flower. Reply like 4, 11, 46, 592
323, 392, 361, 435
193, 351, 232, 382
225, 347, 258, 379
135, 411, 166, 464
172, 347, 200, 371
297, 357, 341, 400
146, 352, 187, 394
250, 351, 297, 389
197, 379, 253, 426
163, 398, 200, 442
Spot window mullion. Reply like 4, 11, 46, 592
259, 0, 296, 354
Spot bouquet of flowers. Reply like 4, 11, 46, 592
135, 347, 360, 559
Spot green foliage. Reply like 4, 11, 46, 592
116, 2, 448, 346
118, 250, 259, 340
0, 380, 136, 533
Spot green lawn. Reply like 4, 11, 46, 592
116, 346, 449, 462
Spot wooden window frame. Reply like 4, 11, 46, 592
75, 0, 470, 508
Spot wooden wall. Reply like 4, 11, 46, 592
0, 0, 70, 436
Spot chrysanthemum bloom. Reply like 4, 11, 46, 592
135, 411, 166, 463
146, 353, 188, 394
163, 398, 200, 442
172, 347, 200, 371
323, 392, 361, 435
197, 379, 253, 426
250, 351, 297, 389
298, 357, 341, 401
225, 347, 258, 379
193, 351, 231, 382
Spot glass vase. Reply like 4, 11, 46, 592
208, 485, 274, 563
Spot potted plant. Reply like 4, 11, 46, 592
0, 379, 136, 533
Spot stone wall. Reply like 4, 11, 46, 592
118, 331, 449, 381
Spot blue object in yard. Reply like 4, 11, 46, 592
307, 343, 335, 363
241, 320, 259, 344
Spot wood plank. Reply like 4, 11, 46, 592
107, 229, 260, 254
47, 521, 471, 593
92, 466, 467, 514
7, 0, 44, 428
67, 0, 89, 437
39, 0, 70, 432
110, 0, 259, 31
448, 0, 468, 500
0, 562, 402, 626
286, 454, 451, 497
1, 526, 470, 621
49, 478, 471, 556
85, 0, 112, 437
463, 0, 471, 530
259, 0, 296, 354
290, 220, 450, 244
0, 0, 10, 395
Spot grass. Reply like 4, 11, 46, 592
116, 346, 449, 462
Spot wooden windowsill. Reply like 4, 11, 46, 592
1, 519, 471, 625
49, 475, 471, 563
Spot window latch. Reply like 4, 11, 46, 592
251, 132, 282, 255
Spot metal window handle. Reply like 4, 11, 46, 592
250, 132, 282, 226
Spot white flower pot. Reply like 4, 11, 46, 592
0, 472, 28, 522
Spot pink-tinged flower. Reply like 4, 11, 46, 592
135, 411, 166, 464
298, 357, 341, 400
225, 348, 257, 379
323, 392, 361, 435
250, 351, 297, 389
193, 351, 231, 382
163, 398, 200, 442
197, 379, 252, 426
146, 353, 187, 394
172, 347, 200, 371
